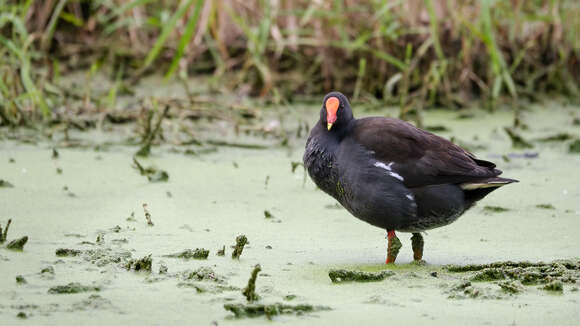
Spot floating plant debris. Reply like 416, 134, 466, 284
242, 264, 262, 302
232, 235, 248, 259
52, 148, 59, 159
132, 158, 169, 183
143, 204, 154, 226
206, 139, 269, 149
456, 112, 475, 120
135, 105, 170, 157
536, 133, 572, 142
183, 147, 219, 156
497, 280, 525, 294
6, 236, 28, 250
224, 303, 330, 319
483, 205, 510, 213
164, 248, 209, 260
125, 254, 152, 272
217, 245, 226, 256
425, 125, 450, 132
290, 161, 303, 173
264, 210, 273, 219
48, 282, 100, 294
536, 203, 555, 210
186, 267, 222, 282
284, 294, 297, 301
504, 127, 533, 149
328, 269, 395, 283
0, 179, 14, 188
16, 275, 27, 284
568, 139, 580, 153
56, 248, 83, 257
446, 260, 579, 287
126, 212, 137, 222
445, 280, 500, 299
0, 219, 12, 243
543, 281, 564, 292
96, 233, 105, 244
324, 203, 343, 209
41, 266, 55, 276
147, 170, 169, 182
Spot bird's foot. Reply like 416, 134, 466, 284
410, 259, 427, 266
411, 233, 424, 262
386, 230, 402, 264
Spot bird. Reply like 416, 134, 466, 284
303, 91, 518, 264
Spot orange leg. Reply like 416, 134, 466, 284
386, 230, 402, 264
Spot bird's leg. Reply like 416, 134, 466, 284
386, 230, 402, 264
411, 233, 424, 261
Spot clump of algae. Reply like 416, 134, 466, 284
0, 179, 14, 188
242, 264, 262, 302
328, 269, 395, 283
569, 139, 580, 154
543, 281, 564, 293
16, 275, 27, 284
132, 158, 169, 183
6, 236, 28, 250
164, 248, 209, 260
48, 283, 100, 294
483, 205, 510, 213
0, 219, 25, 250
446, 260, 580, 294
224, 303, 331, 319
56, 248, 83, 257
504, 127, 533, 149
497, 280, 524, 294
535, 203, 555, 210
125, 254, 152, 272
232, 235, 248, 259
186, 267, 223, 282
446, 280, 497, 299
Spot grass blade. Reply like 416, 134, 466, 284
165, 0, 205, 80
143, 0, 196, 70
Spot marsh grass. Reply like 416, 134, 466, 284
0, 0, 578, 125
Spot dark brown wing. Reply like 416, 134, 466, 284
351, 117, 501, 188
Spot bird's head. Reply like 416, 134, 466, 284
320, 91, 353, 132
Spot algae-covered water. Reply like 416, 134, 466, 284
1, 102, 580, 325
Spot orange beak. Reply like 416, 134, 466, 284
325, 97, 339, 130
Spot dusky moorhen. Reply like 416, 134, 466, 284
303, 92, 517, 264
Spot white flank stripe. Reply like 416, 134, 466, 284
389, 172, 404, 181
374, 161, 404, 181
373, 162, 392, 171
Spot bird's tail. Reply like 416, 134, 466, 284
461, 177, 518, 205
459, 177, 518, 190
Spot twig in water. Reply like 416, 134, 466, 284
232, 235, 248, 259
136, 105, 170, 157
242, 264, 262, 302
0, 219, 12, 243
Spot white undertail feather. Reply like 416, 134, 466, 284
460, 181, 511, 190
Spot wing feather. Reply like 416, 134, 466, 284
350, 117, 500, 188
